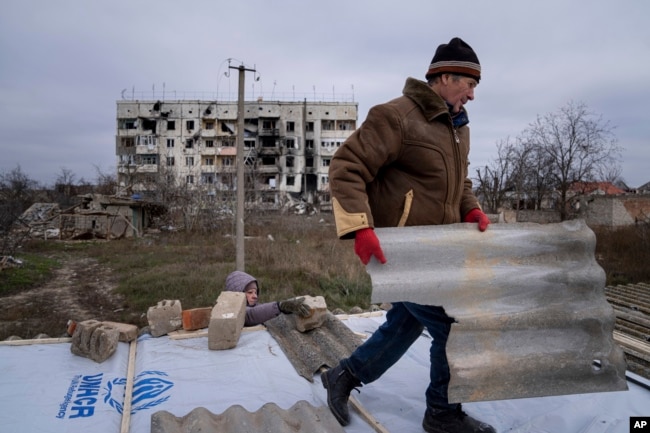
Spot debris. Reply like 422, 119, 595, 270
294, 295, 327, 332
147, 300, 183, 337
70, 319, 119, 363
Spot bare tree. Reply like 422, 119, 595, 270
474, 138, 516, 213
521, 101, 621, 220
0, 165, 39, 255
93, 165, 117, 195
54, 167, 79, 207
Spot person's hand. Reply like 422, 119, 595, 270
354, 228, 387, 265
278, 297, 311, 317
463, 208, 490, 232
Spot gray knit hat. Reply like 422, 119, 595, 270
225, 271, 258, 294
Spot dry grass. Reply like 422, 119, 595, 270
78, 214, 371, 325
3, 215, 648, 338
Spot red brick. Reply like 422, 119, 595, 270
182, 307, 213, 331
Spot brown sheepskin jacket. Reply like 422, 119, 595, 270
329, 77, 480, 239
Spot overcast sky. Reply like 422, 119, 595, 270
1, 0, 648, 188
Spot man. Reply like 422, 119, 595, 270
323, 37, 495, 433
224, 271, 311, 326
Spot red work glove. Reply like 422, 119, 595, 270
463, 208, 490, 232
354, 228, 387, 265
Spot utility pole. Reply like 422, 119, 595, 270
229, 63, 257, 271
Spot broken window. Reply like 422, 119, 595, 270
185, 139, 194, 149
167, 139, 175, 148
306, 140, 314, 149
186, 175, 194, 184
119, 118, 137, 130
167, 120, 176, 130
203, 157, 214, 166
306, 157, 314, 167
285, 138, 298, 149
186, 120, 195, 130
201, 173, 214, 184
205, 140, 214, 148
119, 154, 135, 164
121, 137, 135, 147
321, 175, 329, 184
261, 156, 276, 166
322, 158, 331, 167
286, 121, 295, 132
266, 176, 276, 189
221, 122, 234, 134
244, 139, 255, 148
337, 120, 355, 130
222, 138, 235, 147
223, 157, 233, 166
287, 176, 295, 186
186, 156, 194, 166
205, 120, 215, 130
141, 118, 156, 131
166, 157, 175, 166
286, 156, 294, 167
306, 122, 314, 132
322, 120, 335, 131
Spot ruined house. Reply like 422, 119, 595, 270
17, 194, 165, 240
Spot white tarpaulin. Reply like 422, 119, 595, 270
1, 313, 649, 433
0, 339, 129, 432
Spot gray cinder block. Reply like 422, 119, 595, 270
208, 292, 246, 350
147, 299, 183, 337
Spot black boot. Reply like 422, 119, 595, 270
320, 364, 361, 426
422, 405, 496, 433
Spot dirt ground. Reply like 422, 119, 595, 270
0, 255, 131, 340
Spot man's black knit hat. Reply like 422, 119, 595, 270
425, 37, 481, 83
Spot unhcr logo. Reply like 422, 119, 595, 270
56, 371, 173, 419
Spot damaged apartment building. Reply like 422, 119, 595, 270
115, 98, 358, 212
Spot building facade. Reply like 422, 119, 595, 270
115, 99, 357, 211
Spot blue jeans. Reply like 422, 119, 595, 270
341, 302, 458, 411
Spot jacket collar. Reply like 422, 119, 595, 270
402, 77, 469, 125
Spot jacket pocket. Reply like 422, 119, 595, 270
397, 189, 414, 227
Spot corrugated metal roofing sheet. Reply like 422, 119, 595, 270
265, 312, 363, 381
151, 401, 346, 433
367, 220, 628, 402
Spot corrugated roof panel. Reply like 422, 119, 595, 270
368, 220, 628, 402
265, 312, 363, 381
151, 401, 346, 433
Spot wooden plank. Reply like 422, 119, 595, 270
0, 337, 71, 346
168, 324, 266, 340
120, 339, 137, 433
613, 331, 650, 356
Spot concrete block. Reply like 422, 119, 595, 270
102, 321, 138, 342
70, 319, 119, 363
182, 307, 213, 331
147, 299, 182, 337
295, 295, 328, 332
208, 292, 246, 350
